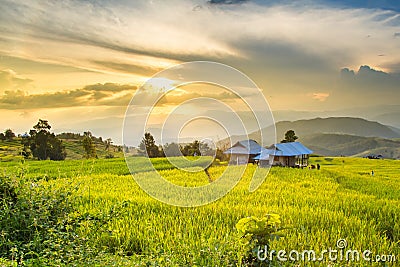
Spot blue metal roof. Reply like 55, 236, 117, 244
224, 139, 263, 155
274, 142, 313, 156
225, 140, 312, 159
254, 142, 313, 160
253, 148, 274, 160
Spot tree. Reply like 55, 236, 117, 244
281, 130, 298, 143
4, 129, 15, 141
25, 119, 66, 160
47, 135, 67, 160
104, 138, 113, 151
82, 131, 97, 159
139, 132, 159, 158
181, 140, 201, 156
163, 142, 181, 156
29, 120, 51, 160
199, 142, 214, 156
0, 133, 5, 141
20, 133, 31, 158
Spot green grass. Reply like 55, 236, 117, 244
0, 138, 124, 162
1, 157, 399, 266
0, 140, 24, 162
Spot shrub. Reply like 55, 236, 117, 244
236, 214, 284, 266
0, 173, 80, 264
0, 170, 133, 266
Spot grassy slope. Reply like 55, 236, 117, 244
61, 138, 125, 160
0, 139, 24, 162
0, 138, 124, 162
1, 157, 399, 266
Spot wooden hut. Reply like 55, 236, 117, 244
254, 142, 313, 167
223, 140, 263, 165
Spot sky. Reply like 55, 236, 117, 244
0, 0, 399, 145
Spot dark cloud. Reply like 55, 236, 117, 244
0, 83, 136, 109
340, 65, 399, 92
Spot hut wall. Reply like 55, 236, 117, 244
230, 154, 249, 165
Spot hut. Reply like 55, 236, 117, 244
223, 140, 263, 165
254, 142, 313, 167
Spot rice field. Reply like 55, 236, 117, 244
0, 156, 399, 266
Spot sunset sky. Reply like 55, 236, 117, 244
0, 0, 399, 144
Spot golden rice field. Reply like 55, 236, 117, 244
0, 156, 399, 266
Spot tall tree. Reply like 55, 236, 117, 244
29, 120, 51, 159
4, 129, 15, 141
47, 135, 67, 160
139, 132, 159, 158
281, 130, 298, 143
82, 131, 97, 159
25, 119, 66, 160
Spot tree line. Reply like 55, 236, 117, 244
138, 132, 227, 159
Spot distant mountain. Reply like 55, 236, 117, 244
218, 117, 400, 158
300, 133, 400, 159
388, 126, 400, 135
373, 112, 400, 128
272, 117, 400, 140
222, 117, 400, 144
272, 105, 400, 128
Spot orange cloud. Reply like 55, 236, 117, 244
312, 92, 329, 102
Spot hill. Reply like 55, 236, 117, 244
373, 111, 400, 128
273, 117, 400, 139
218, 117, 400, 158
57, 133, 127, 160
222, 117, 400, 146
0, 134, 129, 162
0, 139, 24, 162
300, 133, 400, 159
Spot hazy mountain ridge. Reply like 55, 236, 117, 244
272, 105, 400, 128
273, 117, 400, 139
300, 133, 400, 159
219, 117, 400, 158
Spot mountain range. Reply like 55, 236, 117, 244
219, 117, 400, 159
272, 105, 400, 129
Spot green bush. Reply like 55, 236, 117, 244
0, 174, 78, 264
236, 214, 284, 266
0, 170, 134, 266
